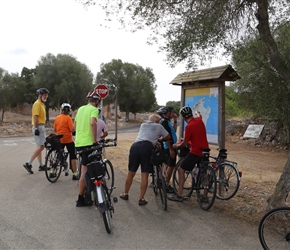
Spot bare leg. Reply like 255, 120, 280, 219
79, 165, 87, 195
124, 171, 136, 194
178, 167, 185, 197
140, 172, 149, 200
166, 166, 174, 184
30, 145, 44, 164
71, 159, 77, 173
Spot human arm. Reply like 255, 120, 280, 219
34, 115, 40, 135
90, 117, 97, 144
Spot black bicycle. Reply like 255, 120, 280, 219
44, 134, 70, 183
172, 148, 217, 211
210, 149, 241, 200
258, 206, 290, 249
76, 138, 116, 194
77, 139, 117, 234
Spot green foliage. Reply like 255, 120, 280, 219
232, 22, 290, 140
165, 101, 180, 114
96, 59, 157, 118
34, 53, 94, 110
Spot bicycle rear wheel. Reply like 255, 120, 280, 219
103, 159, 114, 194
196, 164, 216, 211
259, 206, 290, 249
215, 162, 240, 200
99, 184, 112, 234
157, 165, 167, 211
172, 159, 194, 198
45, 149, 62, 183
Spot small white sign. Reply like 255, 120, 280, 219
243, 124, 264, 139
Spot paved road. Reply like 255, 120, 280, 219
0, 136, 262, 249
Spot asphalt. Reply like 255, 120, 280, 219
0, 136, 262, 249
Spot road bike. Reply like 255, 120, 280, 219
44, 134, 70, 183
172, 148, 217, 211
258, 206, 290, 249
210, 149, 241, 200
76, 138, 116, 194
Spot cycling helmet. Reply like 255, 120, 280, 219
86, 90, 101, 101
36, 88, 49, 96
61, 103, 71, 114
156, 106, 170, 116
180, 106, 193, 118
167, 106, 174, 112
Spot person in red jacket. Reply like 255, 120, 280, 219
169, 106, 209, 202
53, 103, 78, 180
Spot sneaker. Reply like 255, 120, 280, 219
49, 171, 56, 178
38, 165, 46, 171
76, 195, 93, 207
166, 184, 175, 193
23, 163, 33, 174
138, 199, 148, 206
168, 193, 184, 202
72, 174, 79, 181
84, 190, 93, 206
119, 193, 129, 200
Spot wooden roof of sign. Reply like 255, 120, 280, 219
170, 64, 240, 86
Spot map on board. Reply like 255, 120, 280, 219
184, 87, 219, 144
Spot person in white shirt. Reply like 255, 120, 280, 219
97, 108, 108, 141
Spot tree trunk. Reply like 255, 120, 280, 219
254, 0, 290, 208
125, 111, 129, 121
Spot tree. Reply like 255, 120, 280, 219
34, 53, 94, 120
231, 23, 290, 140
82, 0, 290, 209
0, 68, 26, 122
96, 59, 157, 121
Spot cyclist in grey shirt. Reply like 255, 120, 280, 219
119, 114, 170, 206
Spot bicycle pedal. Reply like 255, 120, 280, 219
113, 197, 118, 203
65, 172, 69, 176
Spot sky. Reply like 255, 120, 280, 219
0, 0, 228, 105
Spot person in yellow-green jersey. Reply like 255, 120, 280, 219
75, 90, 101, 207
23, 88, 49, 174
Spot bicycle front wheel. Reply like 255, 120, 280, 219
215, 162, 240, 200
45, 149, 62, 183
172, 159, 194, 198
103, 159, 114, 194
259, 206, 290, 249
157, 166, 167, 211
196, 164, 217, 211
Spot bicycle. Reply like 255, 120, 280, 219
172, 148, 217, 211
258, 206, 290, 249
76, 138, 116, 194
79, 139, 117, 234
44, 134, 70, 183
150, 146, 168, 211
210, 149, 241, 200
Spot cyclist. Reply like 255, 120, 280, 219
75, 90, 101, 207
53, 103, 78, 180
169, 106, 209, 202
119, 114, 170, 206
156, 106, 177, 193
23, 87, 49, 174
96, 108, 108, 142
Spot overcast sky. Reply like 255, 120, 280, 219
0, 0, 228, 105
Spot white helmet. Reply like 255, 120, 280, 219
61, 103, 71, 114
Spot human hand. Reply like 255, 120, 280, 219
72, 131, 76, 136
34, 129, 40, 136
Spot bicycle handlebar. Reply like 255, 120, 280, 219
76, 138, 117, 154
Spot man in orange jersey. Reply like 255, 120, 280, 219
53, 103, 78, 180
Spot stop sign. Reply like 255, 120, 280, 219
94, 84, 109, 99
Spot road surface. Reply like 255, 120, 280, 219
0, 135, 261, 249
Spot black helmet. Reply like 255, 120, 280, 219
180, 106, 193, 118
61, 103, 71, 114
86, 90, 101, 101
167, 106, 174, 112
36, 88, 49, 96
156, 106, 170, 116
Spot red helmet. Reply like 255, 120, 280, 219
86, 90, 101, 101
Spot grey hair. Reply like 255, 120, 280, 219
149, 114, 161, 123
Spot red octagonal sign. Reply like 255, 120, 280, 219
94, 84, 109, 99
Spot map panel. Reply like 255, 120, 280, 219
184, 87, 218, 144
